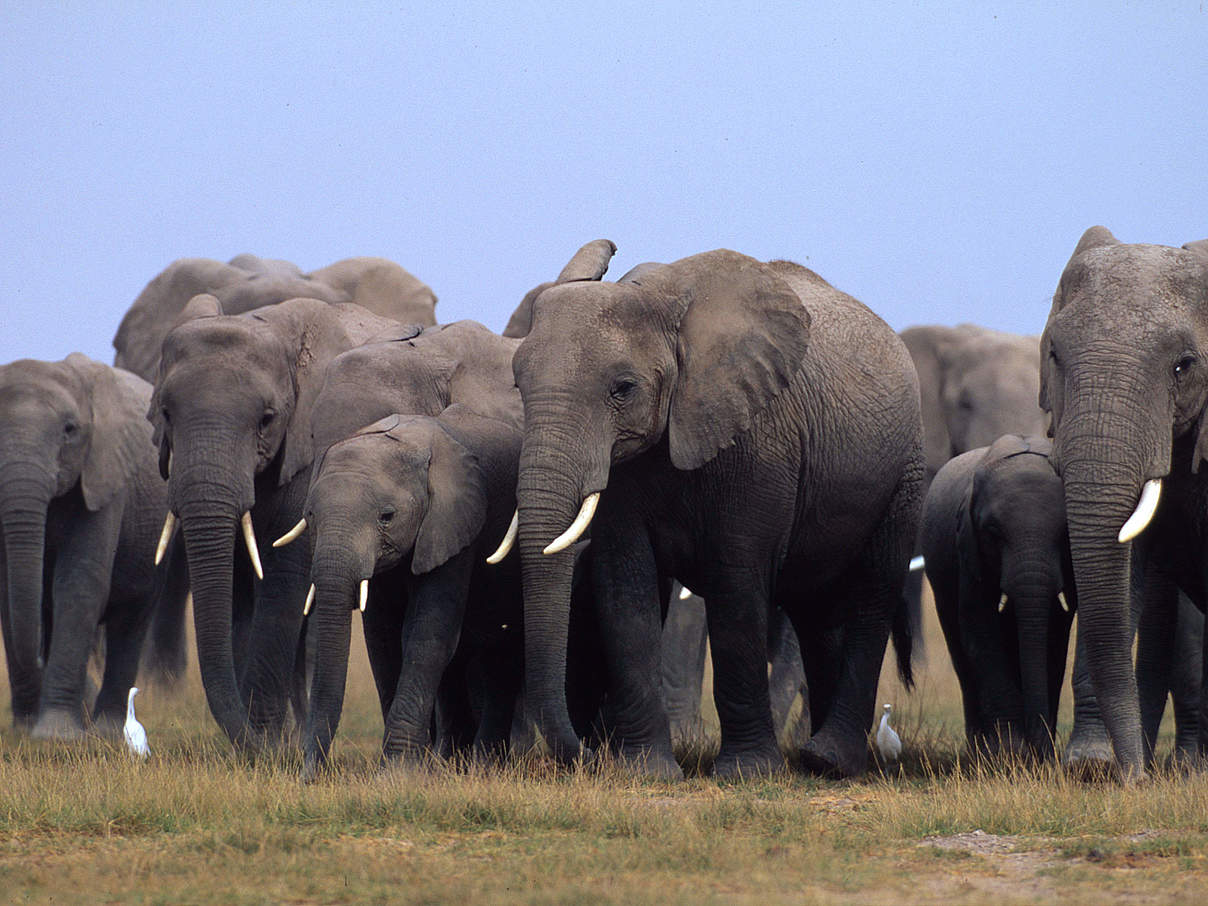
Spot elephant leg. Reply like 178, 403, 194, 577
471, 643, 522, 760
1135, 573, 1178, 763
768, 607, 809, 745
34, 507, 121, 740
796, 618, 842, 742
434, 650, 476, 759
704, 568, 783, 779
143, 539, 190, 687
382, 555, 472, 763
92, 594, 154, 735
1171, 594, 1202, 761
660, 588, 708, 747
361, 580, 406, 723
588, 519, 681, 779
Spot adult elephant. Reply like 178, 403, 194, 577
921, 434, 1074, 758
500, 242, 923, 779
0, 355, 188, 738
149, 295, 412, 746
1040, 227, 1208, 779
113, 255, 438, 382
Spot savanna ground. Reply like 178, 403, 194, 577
3, 595, 1208, 905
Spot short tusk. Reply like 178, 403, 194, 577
909, 555, 926, 572
303, 584, 315, 616
485, 510, 518, 564
154, 512, 177, 566
543, 492, 600, 555
998, 593, 1008, 613
273, 517, 308, 548
241, 512, 264, 580
1118, 479, 1162, 543
678, 585, 694, 601
359, 578, 369, 612
1058, 590, 1069, 612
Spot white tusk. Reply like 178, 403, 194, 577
303, 583, 315, 616
1118, 479, 1162, 543
998, 593, 1008, 613
273, 517, 308, 548
154, 512, 177, 566
1058, 590, 1069, 612
485, 510, 519, 564
543, 492, 600, 555
241, 511, 264, 580
909, 555, 926, 572
167, 450, 173, 477
678, 585, 694, 601
359, 578, 369, 612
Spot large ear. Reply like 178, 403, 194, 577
617, 262, 664, 285
664, 251, 811, 470
66, 354, 154, 511
557, 239, 616, 282
955, 482, 982, 591
411, 418, 490, 574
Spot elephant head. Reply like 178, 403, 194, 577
1039, 226, 1208, 778
956, 434, 1073, 757
308, 257, 438, 327
0, 355, 151, 724
148, 296, 405, 741
509, 242, 810, 760
293, 407, 520, 773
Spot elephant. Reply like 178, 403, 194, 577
0, 354, 188, 738
921, 434, 1075, 758
501, 241, 923, 779
113, 255, 438, 382
1039, 226, 1208, 779
148, 295, 414, 746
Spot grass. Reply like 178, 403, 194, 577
3, 597, 1208, 904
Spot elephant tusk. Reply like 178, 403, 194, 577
1058, 590, 1069, 612
909, 555, 926, 572
543, 492, 600, 555
241, 512, 264, 580
678, 585, 694, 601
359, 578, 369, 612
485, 510, 519, 564
154, 511, 177, 566
1118, 479, 1162, 543
272, 517, 308, 548
998, 593, 1008, 613
303, 583, 316, 616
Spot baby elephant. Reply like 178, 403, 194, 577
921, 434, 1074, 759
279, 406, 524, 779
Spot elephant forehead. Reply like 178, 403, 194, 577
1064, 244, 1208, 309
521, 288, 673, 374
163, 317, 287, 368
0, 362, 85, 411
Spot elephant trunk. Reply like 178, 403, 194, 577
0, 465, 55, 725
1004, 560, 1060, 759
516, 419, 600, 764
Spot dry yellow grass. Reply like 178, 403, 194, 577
1, 592, 1207, 904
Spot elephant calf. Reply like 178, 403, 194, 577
0, 355, 188, 739
921, 434, 1074, 758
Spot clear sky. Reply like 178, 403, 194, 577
2, 2, 1205, 368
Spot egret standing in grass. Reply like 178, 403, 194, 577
876, 702, 901, 763
124, 686, 148, 760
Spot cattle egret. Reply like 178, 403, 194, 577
124, 686, 149, 760
876, 702, 901, 762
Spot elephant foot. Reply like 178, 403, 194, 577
603, 744, 683, 781
1062, 732, 1116, 780
89, 713, 124, 742
712, 742, 786, 781
799, 728, 869, 779
31, 709, 86, 742
301, 750, 333, 784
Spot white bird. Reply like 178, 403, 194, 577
876, 702, 901, 762
124, 686, 149, 760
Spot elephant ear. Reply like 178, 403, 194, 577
173, 293, 224, 328
664, 251, 811, 470
411, 416, 490, 575
955, 482, 982, 591
66, 354, 154, 511
503, 240, 617, 338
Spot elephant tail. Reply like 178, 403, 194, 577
890, 594, 915, 690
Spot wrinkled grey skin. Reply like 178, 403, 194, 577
0, 355, 188, 738
1039, 227, 1208, 779
149, 297, 411, 747
114, 255, 437, 382
299, 408, 523, 780
922, 434, 1074, 758
511, 242, 923, 780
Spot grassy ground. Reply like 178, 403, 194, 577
3, 597, 1208, 904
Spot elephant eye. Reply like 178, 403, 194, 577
259, 410, 276, 431
610, 378, 638, 401
1174, 355, 1196, 378
379, 507, 396, 526
161, 407, 171, 425
63, 421, 79, 440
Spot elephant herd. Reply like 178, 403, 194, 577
2, 229, 1207, 783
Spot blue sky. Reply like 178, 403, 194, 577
2, 2, 1205, 368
